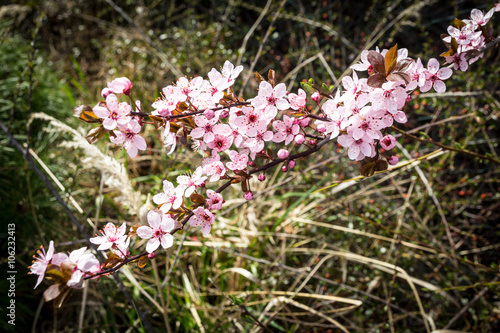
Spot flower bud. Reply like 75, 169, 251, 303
243, 191, 254, 200
316, 124, 326, 133
249, 161, 256, 167
277, 149, 289, 159
148, 252, 156, 259
281, 166, 288, 172
311, 92, 321, 103
299, 117, 310, 127
107, 77, 133, 95
295, 134, 305, 145
258, 174, 266, 181
101, 88, 112, 98
288, 160, 296, 169
204, 109, 216, 120
405, 95, 412, 104
220, 110, 229, 119
309, 139, 317, 146
387, 156, 399, 165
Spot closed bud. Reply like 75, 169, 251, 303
249, 161, 256, 167
299, 117, 310, 127
220, 110, 229, 119
282, 166, 288, 172
277, 149, 289, 159
204, 109, 216, 120
258, 174, 266, 181
387, 156, 399, 165
295, 134, 305, 145
311, 92, 321, 103
309, 139, 317, 146
243, 191, 253, 200
288, 160, 296, 169
148, 253, 156, 259
316, 124, 326, 133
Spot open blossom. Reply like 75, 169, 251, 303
90, 222, 128, 251
189, 207, 215, 236
288, 88, 307, 110
220, 60, 244, 86
338, 133, 374, 161
380, 135, 397, 150
226, 150, 249, 171
93, 94, 131, 130
110, 119, 147, 158
463, 8, 495, 27
63, 247, 101, 289
206, 189, 224, 210
177, 167, 207, 197
29, 241, 70, 289
137, 210, 175, 253
190, 114, 220, 143
251, 81, 290, 120
153, 180, 185, 213
272, 115, 299, 145
107, 77, 133, 95
420, 58, 453, 93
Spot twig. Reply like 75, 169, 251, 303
391, 126, 500, 165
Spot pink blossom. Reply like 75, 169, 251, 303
90, 222, 128, 251
370, 82, 408, 115
176, 76, 203, 100
137, 211, 175, 253
220, 60, 244, 86
406, 58, 426, 91
445, 53, 469, 72
244, 127, 274, 155
380, 135, 397, 150
311, 92, 321, 103
189, 207, 215, 236
107, 77, 133, 95
387, 156, 399, 165
190, 114, 220, 143
226, 150, 249, 171
110, 119, 147, 158
351, 50, 372, 72
348, 115, 383, 141
64, 247, 101, 289
464, 8, 495, 27
420, 58, 453, 93
177, 167, 207, 197
272, 115, 299, 145
30, 241, 63, 289
207, 134, 233, 153
204, 160, 227, 182
288, 88, 307, 110
153, 180, 185, 213
93, 94, 131, 130
337, 134, 374, 160
243, 191, 254, 200
234, 106, 268, 137
251, 81, 290, 121
206, 190, 223, 211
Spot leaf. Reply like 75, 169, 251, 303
367, 51, 385, 75
86, 125, 106, 144
386, 72, 411, 84
367, 74, 386, 88
255, 71, 265, 83
300, 81, 315, 94
190, 193, 205, 205
267, 69, 276, 86
138, 255, 149, 269
394, 58, 413, 72
384, 44, 398, 74
360, 161, 376, 177
74, 105, 100, 123
374, 159, 388, 172
453, 18, 466, 29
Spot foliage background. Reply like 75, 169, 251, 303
0, 0, 499, 332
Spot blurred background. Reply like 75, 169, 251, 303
1, 0, 499, 332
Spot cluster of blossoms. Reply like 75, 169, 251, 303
31, 4, 499, 302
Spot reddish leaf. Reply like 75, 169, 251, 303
374, 159, 389, 172
387, 72, 411, 84
453, 18, 466, 29
190, 193, 206, 205
85, 125, 106, 144
367, 74, 386, 88
384, 44, 398, 74
74, 105, 100, 123
255, 72, 265, 83
138, 255, 149, 269
367, 51, 385, 75
394, 58, 413, 72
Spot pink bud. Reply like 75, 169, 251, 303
281, 166, 288, 172
405, 95, 412, 103
299, 117, 310, 127
204, 109, 215, 120
258, 174, 266, 181
311, 92, 321, 103
288, 160, 296, 169
295, 134, 305, 145
148, 253, 156, 259
309, 139, 317, 146
277, 149, 289, 159
107, 77, 133, 95
101, 88, 112, 98
387, 156, 399, 165
220, 110, 229, 119
243, 191, 253, 200
249, 161, 256, 167
380, 135, 396, 150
